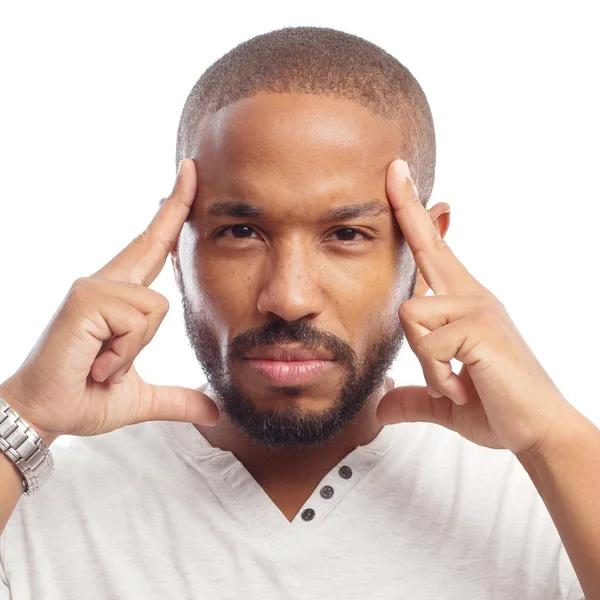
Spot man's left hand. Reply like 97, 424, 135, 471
376, 159, 580, 457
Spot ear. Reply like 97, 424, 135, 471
413, 202, 451, 298
170, 250, 183, 295
158, 195, 184, 295
169, 241, 184, 295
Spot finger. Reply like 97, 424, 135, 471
386, 159, 481, 296
138, 385, 221, 426
92, 157, 197, 286
399, 295, 498, 349
77, 276, 170, 350
399, 296, 492, 404
427, 385, 445, 398
412, 317, 480, 405
69, 278, 170, 381
80, 291, 151, 383
377, 385, 455, 429
105, 360, 133, 385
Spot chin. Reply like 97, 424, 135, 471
232, 359, 344, 401
242, 382, 341, 409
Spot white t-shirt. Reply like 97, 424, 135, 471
0, 411, 584, 599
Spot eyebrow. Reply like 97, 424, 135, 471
206, 198, 391, 220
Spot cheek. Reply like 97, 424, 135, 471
178, 232, 256, 336
322, 253, 402, 343
190, 249, 263, 332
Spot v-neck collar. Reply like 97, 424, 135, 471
161, 411, 402, 544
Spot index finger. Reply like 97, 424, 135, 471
386, 159, 478, 295
92, 158, 197, 286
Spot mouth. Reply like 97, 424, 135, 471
242, 345, 336, 385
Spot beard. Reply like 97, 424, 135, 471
181, 298, 407, 450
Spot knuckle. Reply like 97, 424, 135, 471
126, 273, 146, 286
473, 309, 499, 328
398, 298, 417, 321
135, 313, 150, 332
71, 276, 91, 290
128, 284, 169, 314
118, 319, 149, 360
153, 293, 170, 314
64, 284, 101, 325
125, 281, 151, 297
414, 334, 431, 357
145, 225, 172, 253
131, 227, 171, 254
127, 281, 145, 292
68, 283, 92, 305
489, 294, 507, 316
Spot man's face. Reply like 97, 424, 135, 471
174, 92, 419, 449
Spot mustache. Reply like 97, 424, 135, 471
226, 319, 357, 369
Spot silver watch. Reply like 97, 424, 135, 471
0, 396, 55, 496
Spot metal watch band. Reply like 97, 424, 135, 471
0, 396, 55, 496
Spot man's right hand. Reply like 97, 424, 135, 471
0, 158, 220, 447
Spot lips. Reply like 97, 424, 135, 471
244, 345, 335, 362
242, 345, 336, 385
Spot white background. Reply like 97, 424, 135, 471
1, 1, 598, 438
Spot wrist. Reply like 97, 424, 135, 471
0, 379, 59, 448
0, 380, 58, 496
517, 406, 598, 470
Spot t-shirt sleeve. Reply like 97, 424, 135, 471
558, 541, 585, 600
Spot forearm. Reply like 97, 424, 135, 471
517, 409, 600, 600
0, 452, 24, 536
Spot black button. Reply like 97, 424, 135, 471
301, 508, 315, 521
320, 485, 334, 499
338, 465, 353, 479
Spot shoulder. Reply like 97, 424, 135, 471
384, 421, 549, 517
52, 420, 167, 479
6, 421, 171, 528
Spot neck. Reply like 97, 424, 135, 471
194, 379, 392, 492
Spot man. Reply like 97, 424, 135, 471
0, 26, 595, 599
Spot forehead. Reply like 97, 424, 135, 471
190, 93, 402, 206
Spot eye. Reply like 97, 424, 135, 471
328, 228, 373, 243
215, 225, 259, 239
213, 225, 373, 244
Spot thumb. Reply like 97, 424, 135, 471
377, 385, 455, 430
138, 384, 221, 426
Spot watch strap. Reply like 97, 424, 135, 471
0, 396, 55, 496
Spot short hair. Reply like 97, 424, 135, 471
176, 26, 436, 206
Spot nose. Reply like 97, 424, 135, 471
256, 239, 325, 322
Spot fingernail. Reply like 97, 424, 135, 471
427, 385, 444, 398
178, 159, 184, 174
395, 160, 418, 193
395, 159, 411, 179
119, 374, 126, 383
